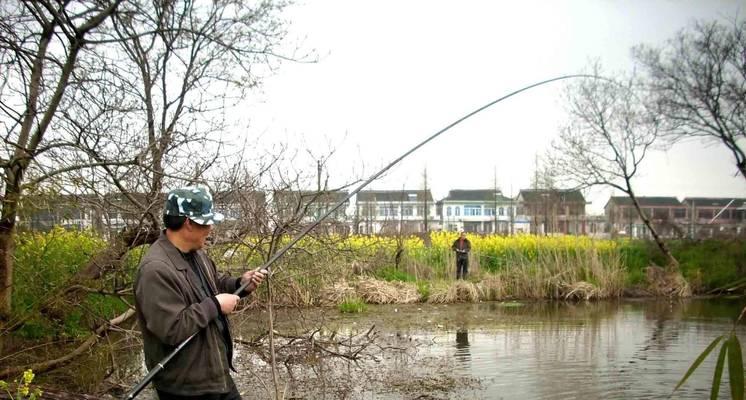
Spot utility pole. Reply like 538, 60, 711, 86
542, 192, 549, 236
510, 183, 515, 235
316, 160, 323, 222
493, 166, 498, 234
317, 160, 322, 194
399, 185, 405, 235
689, 200, 695, 239
422, 168, 429, 233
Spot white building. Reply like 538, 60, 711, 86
437, 189, 518, 233
355, 190, 435, 234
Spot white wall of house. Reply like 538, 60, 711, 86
356, 200, 436, 234
440, 201, 517, 233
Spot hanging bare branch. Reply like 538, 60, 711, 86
633, 19, 746, 180
549, 64, 679, 269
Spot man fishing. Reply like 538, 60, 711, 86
451, 230, 471, 279
134, 186, 267, 400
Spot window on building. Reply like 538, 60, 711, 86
735, 210, 746, 221
378, 205, 398, 217
455, 206, 461, 216
484, 207, 495, 216
464, 205, 481, 216
417, 206, 427, 216
673, 208, 686, 219
408, 193, 417, 201
623, 208, 636, 219
653, 208, 669, 219
498, 207, 504, 216
447, 206, 452, 217
698, 209, 714, 219
402, 205, 413, 216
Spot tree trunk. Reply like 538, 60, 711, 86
76, 226, 159, 280
737, 158, 746, 183
0, 173, 22, 319
630, 194, 679, 270
0, 222, 15, 319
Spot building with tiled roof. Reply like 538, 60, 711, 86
437, 189, 519, 233
604, 196, 687, 239
355, 190, 435, 234
516, 189, 587, 235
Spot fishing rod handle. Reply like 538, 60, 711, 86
122, 332, 198, 399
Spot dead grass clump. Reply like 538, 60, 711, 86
273, 278, 315, 306
561, 281, 601, 300
427, 281, 480, 303
478, 275, 506, 301
425, 282, 450, 304
319, 280, 356, 306
645, 265, 692, 297
356, 278, 420, 304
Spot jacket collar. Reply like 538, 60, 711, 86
157, 230, 191, 271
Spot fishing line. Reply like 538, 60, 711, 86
123, 73, 607, 399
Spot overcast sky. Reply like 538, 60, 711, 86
237, 0, 746, 214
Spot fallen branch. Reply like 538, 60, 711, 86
707, 276, 746, 295
0, 308, 135, 379
237, 325, 380, 363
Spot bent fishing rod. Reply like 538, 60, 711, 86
123, 73, 603, 399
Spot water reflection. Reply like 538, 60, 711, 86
454, 328, 470, 363
32, 298, 746, 399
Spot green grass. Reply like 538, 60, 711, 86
338, 298, 367, 313
672, 239, 746, 290
375, 266, 416, 282
416, 281, 431, 300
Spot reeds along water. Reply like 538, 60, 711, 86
240, 238, 629, 305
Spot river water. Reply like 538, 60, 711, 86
46, 298, 746, 399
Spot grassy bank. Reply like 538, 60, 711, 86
6, 229, 745, 337
218, 232, 745, 307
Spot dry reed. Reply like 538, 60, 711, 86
493, 247, 626, 300
356, 278, 420, 304
427, 281, 481, 303
645, 265, 692, 297
318, 280, 356, 306
477, 275, 507, 301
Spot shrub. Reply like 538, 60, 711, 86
338, 298, 367, 313
14, 227, 106, 311
416, 281, 430, 300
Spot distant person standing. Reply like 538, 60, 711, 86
451, 231, 471, 279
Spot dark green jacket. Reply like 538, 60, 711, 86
134, 231, 242, 396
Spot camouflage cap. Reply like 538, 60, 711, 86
164, 186, 224, 225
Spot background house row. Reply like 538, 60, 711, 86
18, 188, 746, 239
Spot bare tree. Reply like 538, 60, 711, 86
72, 0, 293, 280
0, 0, 125, 318
633, 19, 746, 180
529, 156, 560, 235
549, 69, 679, 268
